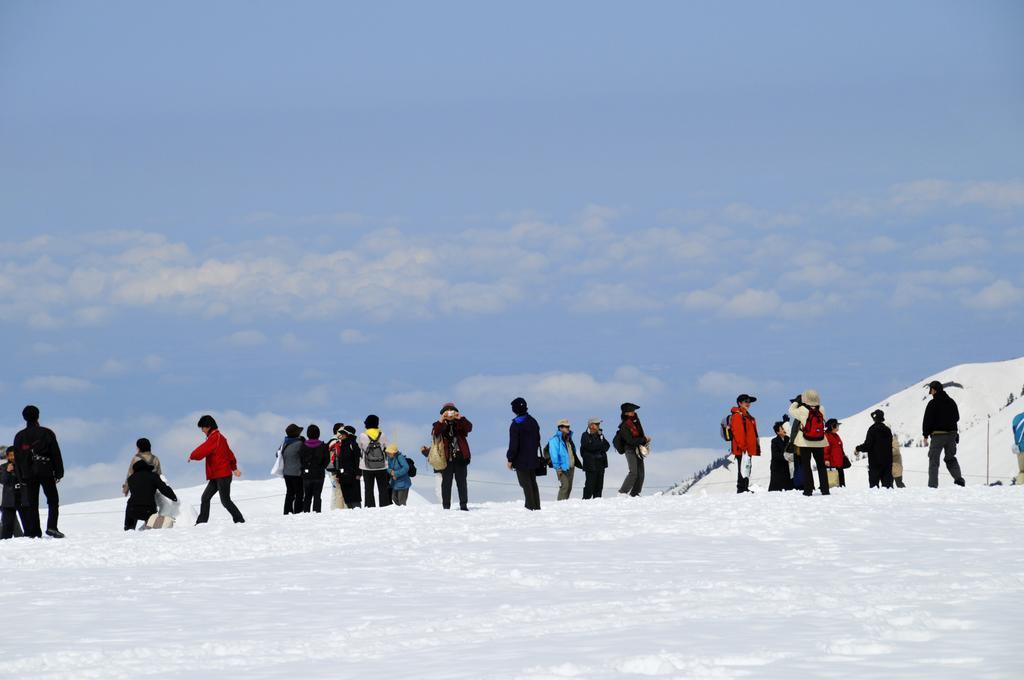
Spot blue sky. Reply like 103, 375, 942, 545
1, 0, 1022, 502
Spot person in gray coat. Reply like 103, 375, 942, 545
280, 423, 305, 514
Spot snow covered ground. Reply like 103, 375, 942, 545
1, 481, 1021, 679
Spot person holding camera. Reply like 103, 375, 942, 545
787, 390, 830, 497
580, 418, 610, 499
431, 403, 472, 511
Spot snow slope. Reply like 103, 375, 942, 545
1, 485, 1022, 678
683, 356, 1024, 494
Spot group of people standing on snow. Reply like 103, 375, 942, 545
727, 380, 972, 494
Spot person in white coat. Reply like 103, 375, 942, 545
787, 389, 830, 497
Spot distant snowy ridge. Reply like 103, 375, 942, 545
671, 356, 1024, 494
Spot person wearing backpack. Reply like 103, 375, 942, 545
616, 403, 650, 497
923, 381, 965, 488
855, 410, 894, 488
124, 459, 178, 531
431, 403, 472, 511
768, 422, 793, 491
1011, 410, 1024, 486
506, 397, 542, 510
580, 418, 610, 499
823, 419, 847, 488
728, 394, 760, 493
189, 415, 246, 524
787, 390, 830, 497
300, 424, 331, 513
278, 424, 305, 514
12, 405, 65, 538
358, 415, 392, 508
385, 444, 412, 506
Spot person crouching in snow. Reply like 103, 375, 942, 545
823, 419, 847, 488
124, 460, 178, 531
301, 424, 330, 513
386, 444, 412, 506
1, 446, 30, 539
189, 415, 245, 524
729, 394, 760, 493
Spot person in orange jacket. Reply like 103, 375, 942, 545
729, 394, 761, 493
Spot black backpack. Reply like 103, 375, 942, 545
612, 430, 626, 454
406, 454, 417, 478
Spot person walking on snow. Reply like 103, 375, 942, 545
580, 418, 610, 499
548, 419, 577, 501
189, 415, 245, 524
506, 397, 542, 511
856, 410, 894, 488
124, 459, 178, 530
616, 403, 650, 497
431, 403, 472, 511
729, 394, 760, 493
12, 405, 65, 538
891, 434, 907, 488
1012, 410, 1024, 486
386, 444, 412, 506
824, 419, 847, 488
788, 390, 830, 497
768, 421, 793, 491
358, 415, 392, 507
278, 424, 305, 514
300, 424, 330, 512
922, 380, 965, 488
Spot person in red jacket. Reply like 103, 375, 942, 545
729, 394, 760, 493
823, 419, 847, 488
189, 415, 245, 524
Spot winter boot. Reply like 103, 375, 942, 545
953, 478, 966, 487
45, 528, 65, 539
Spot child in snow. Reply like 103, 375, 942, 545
1, 446, 29, 539
385, 444, 412, 506
125, 460, 178, 531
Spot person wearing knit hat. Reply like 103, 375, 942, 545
616, 403, 651, 497
385, 443, 413, 506
856, 410, 895, 488
431, 402, 473, 511
547, 419, 578, 501
580, 418, 611, 499
12, 404, 65, 538
787, 390, 830, 497
358, 415, 392, 507
923, 380, 965, 488
506, 397, 542, 510
277, 424, 306, 514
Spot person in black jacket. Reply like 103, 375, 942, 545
12, 405, 65, 538
616, 403, 650, 497
124, 459, 178, 530
300, 424, 331, 513
580, 418, 610, 499
855, 410, 894, 489
768, 422, 793, 491
506, 397, 542, 510
335, 425, 362, 509
923, 381, 965, 488
1, 446, 31, 539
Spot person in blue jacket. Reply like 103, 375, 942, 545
1013, 411, 1024, 486
547, 419, 577, 501
386, 444, 412, 506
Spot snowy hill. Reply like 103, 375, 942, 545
677, 356, 1024, 494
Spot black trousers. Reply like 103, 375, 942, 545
196, 476, 245, 524
736, 457, 750, 493
516, 468, 541, 510
868, 453, 894, 488
1, 507, 30, 539
362, 470, 392, 508
25, 476, 60, 535
442, 461, 469, 510
338, 473, 362, 508
583, 468, 605, 499
283, 475, 304, 514
302, 476, 325, 512
124, 505, 155, 531
799, 447, 830, 496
